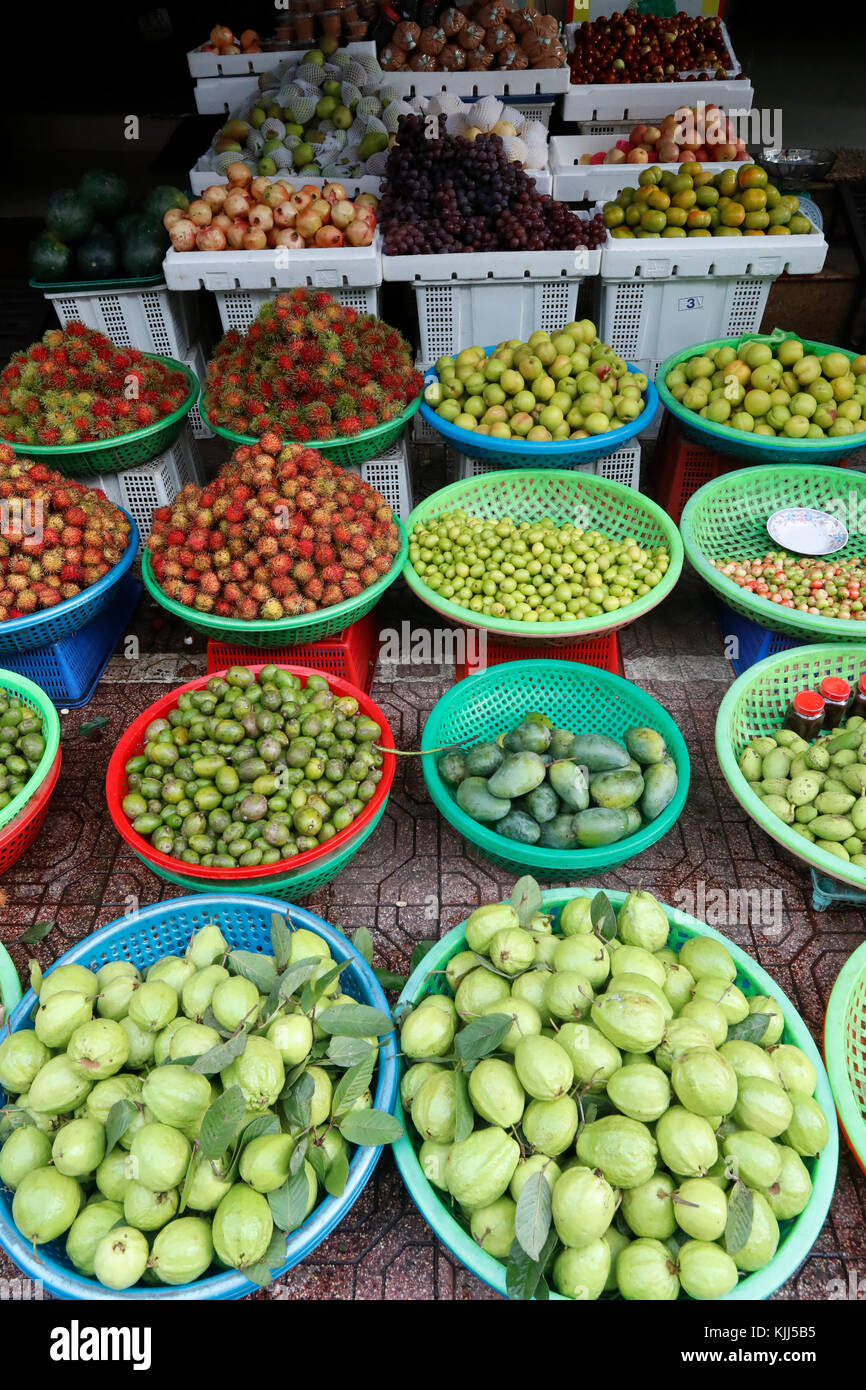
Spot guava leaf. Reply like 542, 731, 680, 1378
302, 958, 350, 1010
327, 1035, 377, 1069
590, 892, 617, 941
511, 875, 542, 928
373, 968, 407, 991
289, 1134, 310, 1176
202, 1006, 233, 1040
410, 940, 437, 973
269, 1170, 310, 1233
243, 1261, 273, 1289
470, 952, 515, 980
270, 913, 293, 974
453, 1068, 474, 1142
726, 1013, 771, 1044
265, 1228, 288, 1271
237, 1113, 281, 1149
18, 920, 55, 945
78, 716, 108, 738
28, 960, 42, 998
178, 1146, 198, 1214
332, 1054, 376, 1117
506, 1229, 558, 1301
316, 1002, 394, 1038
104, 1098, 139, 1156
226, 950, 278, 995
281, 1071, 315, 1131
515, 1171, 552, 1261
725, 1180, 755, 1255
324, 1150, 350, 1197
265, 957, 321, 1018
455, 1012, 513, 1062
199, 1084, 246, 1160
189, 1029, 248, 1074
306, 1140, 327, 1182
351, 926, 374, 965
336, 1108, 403, 1146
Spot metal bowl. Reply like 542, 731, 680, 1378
759, 147, 835, 189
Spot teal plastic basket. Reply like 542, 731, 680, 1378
421, 658, 690, 877
203, 393, 422, 467
392, 886, 838, 1302
0, 942, 21, 1016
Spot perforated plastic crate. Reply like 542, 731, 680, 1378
73, 426, 203, 541
206, 611, 380, 693
551, 136, 750, 204
456, 442, 640, 489
41, 281, 199, 359
456, 629, 624, 680
344, 439, 413, 521
652, 418, 731, 523
713, 600, 801, 677
184, 341, 212, 438
212, 282, 380, 335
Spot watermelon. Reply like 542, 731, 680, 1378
120, 227, 166, 278
142, 186, 190, 222
78, 169, 129, 219
30, 232, 75, 284
45, 190, 94, 245
76, 226, 120, 280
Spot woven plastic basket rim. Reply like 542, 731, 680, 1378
681, 464, 866, 642
392, 886, 839, 1302
5, 356, 199, 458
142, 521, 407, 640
201, 391, 423, 450
0, 942, 22, 1013
403, 467, 684, 639
824, 937, 866, 1172
656, 333, 864, 458
419, 349, 658, 460
105, 661, 395, 882
0, 506, 139, 646
0, 673, 62, 834
0, 892, 398, 1301
421, 657, 689, 871
30, 274, 167, 293
715, 642, 866, 892
0, 747, 61, 854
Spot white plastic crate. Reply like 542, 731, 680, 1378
213, 283, 380, 335
600, 276, 776, 372
183, 342, 212, 439
344, 439, 412, 521
188, 164, 385, 196
43, 282, 198, 359
163, 238, 381, 293
192, 42, 377, 112
73, 427, 204, 542
599, 223, 827, 281
372, 67, 570, 102
456, 442, 641, 488
550, 136, 750, 204
187, 39, 375, 79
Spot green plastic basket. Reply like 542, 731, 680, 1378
824, 939, 866, 1176
392, 886, 839, 1302
142, 522, 408, 647
0, 942, 21, 1017
29, 274, 166, 294
202, 392, 422, 467
716, 643, 866, 893
656, 333, 866, 466
5, 355, 199, 477
0, 670, 61, 836
681, 464, 866, 642
404, 470, 684, 642
422, 659, 690, 877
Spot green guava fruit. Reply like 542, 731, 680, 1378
239, 1133, 295, 1194
678, 936, 737, 983
13, 1166, 81, 1243
673, 1176, 728, 1240
678, 998, 728, 1047
610, 944, 666, 988
480, 997, 542, 1052
150, 1216, 215, 1285
488, 928, 536, 976
266, 1012, 313, 1066
553, 1237, 611, 1300
186, 1152, 233, 1212
553, 935, 611, 988
129, 1122, 192, 1190
678, 1239, 739, 1299
770, 1044, 817, 1096
400, 1062, 442, 1110
718, 1039, 777, 1083
444, 1127, 520, 1210
576, 1115, 658, 1189
655, 1018, 715, 1074
693, 975, 749, 1024
759, 1145, 812, 1220
0, 1125, 53, 1188
747, 995, 784, 1045
464, 902, 520, 954
467, 1059, 524, 1128
35, 990, 94, 1049
287, 928, 331, 965
514, 1035, 574, 1100
445, 950, 479, 992
401, 1003, 455, 1057
602, 1227, 631, 1291
305, 1066, 333, 1126
606, 1061, 671, 1122
543, 970, 594, 1022
509, 970, 551, 1024
606, 972, 673, 1021
221, 1037, 285, 1114
146, 955, 196, 995
782, 1093, 829, 1157
142, 1065, 212, 1128
93, 1224, 149, 1289
39, 964, 97, 1003
419, 1139, 451, 1190
97, 976, 140, 1021
120, 1016, 156, 1068
65, 1200, 124, 1276
522, 1095, 578, 1157
556, 1022, 622, 1090
28, 1054, 92, 1115
616, 892, 670, 952
153, 1016, 189, 1067
733, 1077, 793, 1139
67, 1018, 130, 1080
127, 980, 178, 1033
211, 976, 261, 1032
616, 1236, 680, 1300
591, 990, 666, 1054
123, 1179, 179, 1230
455, 968, 511, 1022
661, 962, 696, 1012
722, 1131, 783, 1189
181, 964, 230, 1021
212, 1182, 274, 1269
97, 961, 140, 988
655, 1107, 718, 1177
187, 922, 229, 969
510, 1153, 562, 1202
169, 1022, 221, 1060
470, 1196, 516, 1257
96, 1147, 133, 1202
52, 1117, 106, 1176
551, 1165, 616, 1249
0, 1030, 50, 1093
559, 897, 594, 936
671, 1047, 737, 1118
621, 1171, 677, 1239
732, 1188, 779, 1272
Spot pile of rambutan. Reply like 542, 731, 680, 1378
146, 433, 402, 621
0, 324, 191, 446
203, 287, 424, 441
0, 445, 132, 620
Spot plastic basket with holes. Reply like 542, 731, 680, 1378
204, 394, 421, 469
0, 941, 21, 1014
183, 341, 212, 438
73, 426, 203, 542
33, 277, 199, 360
0, 747, 61, 874
825, 937, 866, 1175
0, 892, 398, 1300
344, 439, 413, 521
0, 671, 61, 836
457, 441, 640, 489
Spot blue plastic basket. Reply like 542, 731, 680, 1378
713, 600, 801, 676
0, 508, 139, 657
0, 572, 142, 709
0, 893, 399, 1301
419, 350, 659, 467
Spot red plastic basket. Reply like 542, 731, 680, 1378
652, 418, 729, 526
206, 612, 380, 694
105, 664, 395, 886
0, 748, 61, 874
456, 630, 623, 681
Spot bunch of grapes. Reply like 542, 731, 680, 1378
380, 116, 605, 255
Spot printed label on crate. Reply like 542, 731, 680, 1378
678, 295, 705, 311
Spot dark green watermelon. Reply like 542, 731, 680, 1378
142, 185, 190, 222
79, 169, 129, 219
45, 189, 94, 245
76, 227, 120, 280
30, 232, 75, 283
120, 228, 166, 278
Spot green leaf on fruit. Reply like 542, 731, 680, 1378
332, 1054, 376, 1117
470, 951, 515, 980
238, 1113, 281, 1149
515, 1170, 552, 1261
189, 1029, 248, 1074
281, 1071, 315, 1131
265, 957, 321, 1018
327, 1035, 377, 1069
306, 1139, 327, 1183
725, 1180, 755, 1256
178, 1147, 198, 1215
726, 1013, 771, 1044
316, 1002, 394, 1038
336, 1108, 403, 1146
242, 1261, 273, 1289
510, 875, 542, 928
454, 1068, 474, 1143
18, 919, 55, 945
373, 967, 407, 991
303, 958, 350, 1009
324, 1150, 350, 1198
351, 925, 374, 965
265, 1228, 288, 1271
269, 1170, 310, 1233
270, 912, 293, 974
199, 1083, 246, 1160
104, 1098, 139, 1157
590, 892, 617, 941
455, 1012, 513, 1062
505, 1229, 558, 1301
226, 949, 278, 996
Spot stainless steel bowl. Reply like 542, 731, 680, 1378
759, 147, 835, 189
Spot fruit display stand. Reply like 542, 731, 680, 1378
456, 439, 641, 490
382, 247, 601, 362
550, 136, 750, 206
163, 240, 382, 331
72, 424, 204, 543
205, 609, 381, 693
191, 41, 378, 114
32, 274, 199, 361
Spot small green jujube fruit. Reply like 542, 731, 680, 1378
444, 1127, 520, 1211
212, 1183, 274, 1270
12, 1166, 81, 1243
759, 1146, 812, 1219
722, 1130, 783, 1189
123, 1180, 179, 1231
412, 1071, 458, 1143
510, 1153, 562, 1202
552, 1165, 616, 1250
455, 968, 511, 1021
606, 1061, 671, 1122
401, 1003, 455, 1056
468, 1059, 525, 1128
220, 1037, 285, 1113
732, 1189, 779, 1272
35, 990, 94, 1049
0, 1031, 50, 1093
52, 1117, 106, 1177
616, 1236, 680, 1300
239, 1133, 295, 1193
621, 1172, 677, 1239
781, 1093, 830, 1157
671, 1047, 738, 1118
470, 1197, 516, 1258
93, 1225, 150, 1290
673, 1177, 728, 1240
514, 1036, 574, 1100
151, 1216, 215, 1285
732, 1077, 794, 1139
0, 1125, 53, 1189
678, 1239, 739, 1299
576, 1115, 658, 1189
553, 1238, 611, 1301
522, 1095, 578, 1156
419, 1139, 451, 1190
655, 1107, 718, 1177
142, 1065, 212, 1129
65, 1200, 124, 1276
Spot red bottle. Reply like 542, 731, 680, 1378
782, 690, 825, 740
820, 677, 852, 730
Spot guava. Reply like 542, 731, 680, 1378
212, 1182, 274, 1269
559, 898, 594, 936
93, 1224, 149, 1289
522, 1095, 578, 1157
12, 1166, 81, 1243
509, 970, 551, 1024
401, 1003, 455, 1057
52, 1117, 106, 1176
34, 989, 93, 1049
655, 1107, 718, 1177
97, 960, 141, 988
591, 990, 666, 1054
211, 976, 261, 1032
0, 1125, 53, 1188
610, 944, 666, 989
607, 973, 673, 1021
514, 1036, 574, 1100
732, 1188, 779, 1272
621, 1171, 677, 1239
678, 936, 737, 982
181, 964, 230, 1022
120, 1015, 156, 1068
782, 1093, 829, 1157
97, 976, 140, 1021
678, 1239, 739, 1299
470, 1196, 517, 1258
606, 1061, 671, 1122
67, 1018, 130, 1080
722, 1130, 782, 1189
510, 1153, 562, 1202
577, 1115, 658, 1189
238, 1133, 295, 1197
672, 1047, 737, 1118
719, 1039, 777, 1084
759, 1145, 812, 1219
661, 962, 696, 1013
543, 970, 594, 1022
129, 1122, 192, 1190
445, 1127, 520, 1211
410, 1069, 458, 1142
770, 1044, 817, 1096
187, 922, 229, 969
39, 963, 98, 1003
170, 1022, 221, 1061
678, 998, 728, 1046
153, 1016, 192, 1066
747, 995, 785, 1045
445, 950, 479, 993
123, 1179, 179, 1230
553, 935, 611, 988
733, 1077, 793, 1139
221, 1037, 285, 1114
673, 1177, 728, 1240
65, 1200, 124, 1276
616, 892, 670, 952
553, 1237, 611, 1300
142, 1065, 212, 1129
0, 1031, 50, 1094
616, 1236, 680, 1300
655, 1018, 715, 1074
266, 1012, 313, 1066
96, 1147, 133, 1202
455, 968, 511, 1022
301, 1066, 331, 1127
400, 1062, 442, 1110
186, 1152, 233, 1212
480, 997, 542, 1053
464, 902, 520, 954
488, 928, 536, 976
602, 1227, 631, 1291
127, 979, 178, 1033
146, 954, 196, 994
535, 932, 561, 966
416, 994, 457, 1021
287, 928, 331, 965
693, 975, 749, 1024
467, 1059, 524, 1129
151, 1215, 215, 1285
419, 1139, 451, 1190
28, 1054, 92, 1115
556, 1022, 622, 1090
552, 1164, 616, 1249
